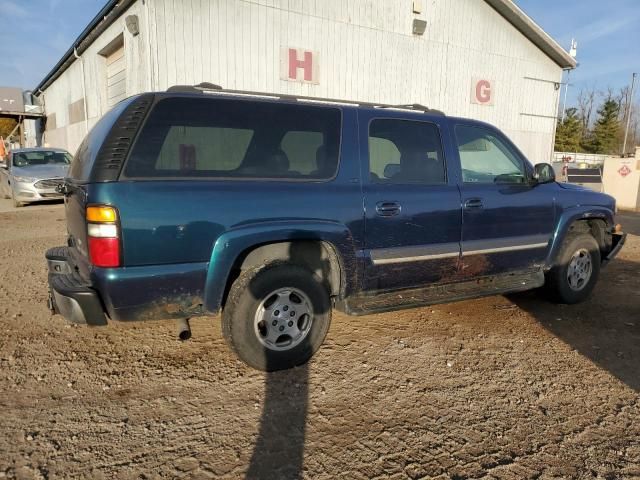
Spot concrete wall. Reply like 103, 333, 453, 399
603, 147, 640, 211
40, 0, 563, 162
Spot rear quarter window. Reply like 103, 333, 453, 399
123, 97, 342, 180
68, 98, 133, 181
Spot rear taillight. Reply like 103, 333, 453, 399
86, 206, 120, 267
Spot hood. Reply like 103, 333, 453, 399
557, 182, 591, 192
556, 182, 616, 212
12, 164, 69, 180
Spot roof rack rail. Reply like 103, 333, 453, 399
377, 103, 445, 115
166, 82, 222, 93
165, 84, 445, 115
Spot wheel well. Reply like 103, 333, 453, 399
568, 219, 609, 254
222, 240, 343, 308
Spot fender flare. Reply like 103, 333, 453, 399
544, 206, 614, 269
203, 220, 357, 313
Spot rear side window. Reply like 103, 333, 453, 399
368, 119, 446, 184
68, 97, 134, 181
124, 97, 341, 180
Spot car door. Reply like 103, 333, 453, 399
361, 112, 462, 292
454, 123, 556, 276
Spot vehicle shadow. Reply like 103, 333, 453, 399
245, 363, 309, 479
509, 257, 640, 392
245, 242, 331, 479
11, 199, 64, 208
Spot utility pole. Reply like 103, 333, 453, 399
622, 72, 637, 156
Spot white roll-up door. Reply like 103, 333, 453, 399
106, 45, 126, 107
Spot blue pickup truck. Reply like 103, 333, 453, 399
46, 84, 626, 370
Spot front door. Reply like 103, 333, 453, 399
454, 123, 556, 276
361, 113, 462, 292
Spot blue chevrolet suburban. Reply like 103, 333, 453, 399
46, 84, 626, 371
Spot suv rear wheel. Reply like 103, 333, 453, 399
545, 232, 600, 304
222, 263, 331, 371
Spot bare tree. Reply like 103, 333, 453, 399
618, 86, 632, 122
577, 87, 597, 131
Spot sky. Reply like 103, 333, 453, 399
516, 0, 640, 107
0, 0, 638, 109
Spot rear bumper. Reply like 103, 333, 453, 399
46, 247, 108, 326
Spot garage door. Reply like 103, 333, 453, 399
106, 44, 126, 107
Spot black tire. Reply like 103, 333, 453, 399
222, 263, 332, 371
545, 232, 600, 304
12, 193, 22, 208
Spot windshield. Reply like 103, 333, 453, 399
12, 151, 72, 168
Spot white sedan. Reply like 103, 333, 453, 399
0, 148, 72, 207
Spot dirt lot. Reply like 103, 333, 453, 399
0, 200, 638, 479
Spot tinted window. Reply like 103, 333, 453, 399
368, 119, 446, 184
281, 131, 325, 175
455, 125, 526, 184
68, 97, 133, 181
125, 97, 341, 179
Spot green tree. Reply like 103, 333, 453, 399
589, 99, 620, 154
554, 108, 583, 152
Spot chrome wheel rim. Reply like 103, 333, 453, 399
567, 248, 592, 292
254, 288, 313, 351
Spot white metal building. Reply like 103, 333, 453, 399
34, 0, 575, 162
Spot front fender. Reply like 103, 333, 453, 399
203, 220, 358, 313
545, 206, 614, 269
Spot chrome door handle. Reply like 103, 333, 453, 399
464, 198, 483, 209
375, 201, 401, 217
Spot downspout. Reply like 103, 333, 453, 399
73, 47, 89, 135
549, 68, 572, 162
143, 0, 155, 91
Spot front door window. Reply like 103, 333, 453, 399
455, 125, 527, 184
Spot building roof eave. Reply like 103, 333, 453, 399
485, 0, 577, 69
34, 0, 576, 95
33, 0, 136, 95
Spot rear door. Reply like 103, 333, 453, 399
360, 112, 462, 292
454, 123, 556, 275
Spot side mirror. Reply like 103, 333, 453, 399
383, 163, 401, 179
533, 163, 556, 184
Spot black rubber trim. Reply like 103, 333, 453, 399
603, 232, 626, 266
89, 93, 155, 182
46, 246, 108, 326
48, 273, 108, 326
45, 246, 69, 262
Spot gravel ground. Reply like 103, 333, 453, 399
0, 199, 639, 479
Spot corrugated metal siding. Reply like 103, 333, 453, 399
41, 1, 150, 152
42, 0, 563, 162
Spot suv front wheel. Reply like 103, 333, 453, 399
222, 263, 332, 371
545, 232, 601, 304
